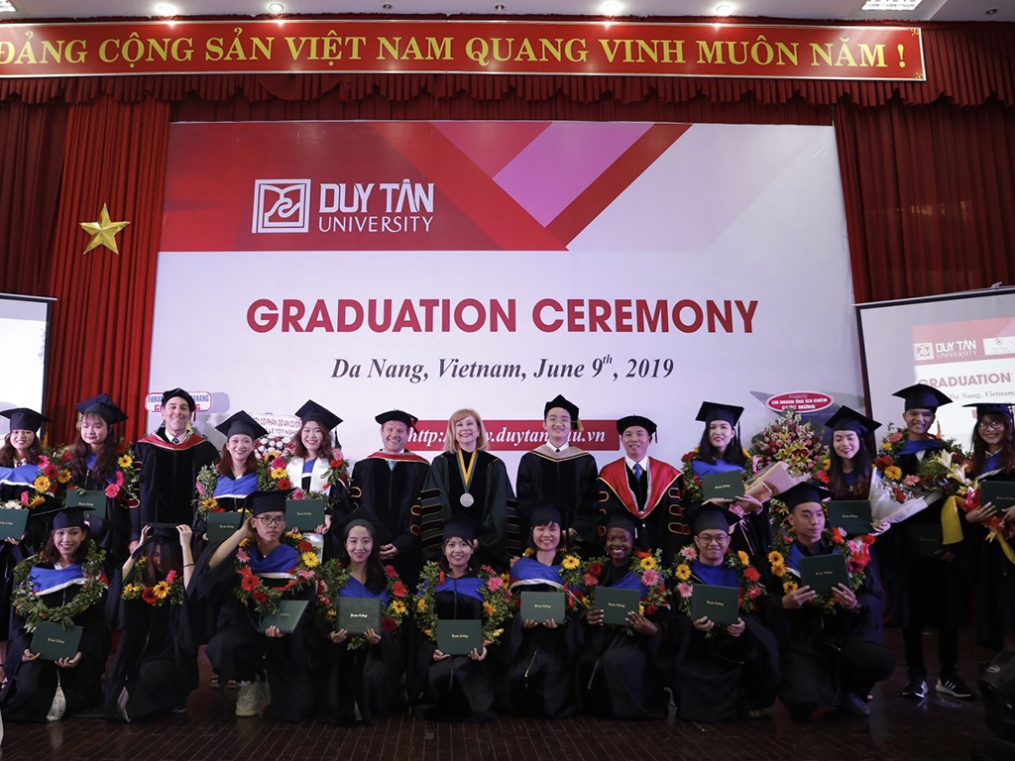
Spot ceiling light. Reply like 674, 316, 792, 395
860, 0, 923, 10
155, 3, 177, 16
715, 3, 732, 14
0, 1, 17, 13
268, 2, 284, 11
986, 7, 998, 13
494, 3, 505, 8
602, 1, 622, 16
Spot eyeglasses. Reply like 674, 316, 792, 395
696, 534, 728, 546
256, 515, 285, 526
979, 421, 1007, 431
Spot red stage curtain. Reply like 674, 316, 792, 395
0, 100, 68, 295
44, 96, 170, 443
836, 100, 1015, 303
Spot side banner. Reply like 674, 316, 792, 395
152, 121, 862, 477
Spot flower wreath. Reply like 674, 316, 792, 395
672, 545, 766, 638
585, 550, 671, 628
233, 530, 319, 617
874, 423, 967, 503
194, 463, 223, 519
113, 443, 141, 507
679, 448, 753, 504
519, 548, 586, 610
122, 557, 185, 607
12, 540, 108, 631
414, 561, 513, 645
12, 453, 69, 509
316, 560, 409, 649
767, 527, 874, 611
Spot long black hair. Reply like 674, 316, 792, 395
827, 440, 873, 499
695, 427, 748, 468
337, 522, 388, 594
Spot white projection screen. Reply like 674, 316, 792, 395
0, 293, 53, 437
857, 287, 1015, 448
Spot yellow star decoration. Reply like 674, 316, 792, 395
80, 204, 130, 255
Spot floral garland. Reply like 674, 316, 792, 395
672, 546, 766, 638
414, 561, 513, 645
874, 423, 967, 503
748, 407, 825, 479
680, 447, 754, 504
122, 557, 185, 607
233, 530, 319, 617
767, 527, 874, 611
112, 442, 141, 507
585, 550, 670, 622
194, 463, 223, 519
316, 561, 409, 649
516, 549, 586, 611
11, 540, 108, 631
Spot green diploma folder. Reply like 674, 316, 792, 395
520, 590, 565, 623
903, 523, 943, 557
0, 508, 29, 541
437, 619, 483, 656
338, 597, 381, 635
595, 586, 640, 626
260, 600, 308, 634
981, 481, 1015, 512
689, 584, 740, 625
65, 489, 104, 510
798, 554, 850, 595
826, 500, 873, 536
701, 470, 744, 502
286, 499, 326, 532
207, 511, 243, 543
30, 621, 83, 661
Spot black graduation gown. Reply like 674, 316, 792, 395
315, 589, 402, 726
103, 565, 200, 721
882, 447, 969, 630
420, 451, 513, 567
0, 580, 110, 722
75, 469, 130, 576
349, 456, 429, 584
514, 447, 600, 555
670, 576, 780, 721
0, 479, 55, 641
764, 540, 894, 715
408, 585, 498, 722
968, 468, 1015, 651
192, 544, 318, 723
498, 581, 577, 718
574, 565, 669, 720
133, 431, 219, 543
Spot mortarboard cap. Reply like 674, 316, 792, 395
215, 411, 268, 441
0, 407, 51, 433
695, 401, 744, 426
825, 406, 880, 437
604, 506, 640, 538
334, 506, 393, 546
375, 409, 418, 428
51, 504, 97, 531
779, 482, 832, 511
75, 393, 128, 425
295, 400, 342, 431
964, 402, 1015, 421
616, 415, 656, 436
248, 489, 292, 517
521, 496, 565, 529
442, 513, 485, 544
686, 505, 739, 536
161, 388, 196, 411
544, 395, 580, 430
893, 384, 952, 412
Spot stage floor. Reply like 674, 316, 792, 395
0, 628, 999, 761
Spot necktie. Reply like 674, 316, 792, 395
388, 460, 396, 471
171, 437, 180, 445
634, 463, 643, 479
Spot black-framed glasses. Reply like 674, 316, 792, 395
979, 420, 1006, 431
256, 515, 285, 526
696, 533, 729, 546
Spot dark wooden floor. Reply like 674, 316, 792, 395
0, 628, 1005, 761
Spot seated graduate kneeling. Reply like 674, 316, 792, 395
193, 490, 318, 722
765, 483, 894, 720
671, 504, 779, 721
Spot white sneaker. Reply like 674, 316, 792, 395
235, 681, 260, 717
